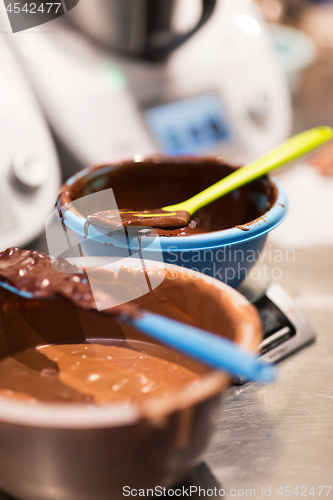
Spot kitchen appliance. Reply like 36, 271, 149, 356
238, 276, 316, 368
0, 36, 61, 250
69, 0, 218, 61
257, 284, 316, 364
1, 0, 292, 177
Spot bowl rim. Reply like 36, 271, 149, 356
0, 260, 261, 429
58, 156, 288, 251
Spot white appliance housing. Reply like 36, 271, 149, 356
1, 0, 292, 176
0, 36, 61, 249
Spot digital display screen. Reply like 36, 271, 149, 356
144, 92, 233, 155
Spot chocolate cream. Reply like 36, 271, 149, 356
0, 343, 201, 404
87, 209, 191, 230
57, 157, 277, 237
0, 248, 260, 405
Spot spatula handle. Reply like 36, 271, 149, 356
120, 311, 276, 383
164, 126, 333, 215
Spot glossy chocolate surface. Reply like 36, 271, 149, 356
88, 208, 191, 230
58, 157, 277, 237
0, 342, 201, 404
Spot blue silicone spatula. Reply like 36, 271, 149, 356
119, 311, 276, 383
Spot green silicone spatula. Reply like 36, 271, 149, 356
88, 126, 333, 230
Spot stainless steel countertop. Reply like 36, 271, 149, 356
204, 245, 333, 496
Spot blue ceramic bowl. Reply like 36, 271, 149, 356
57, 158, 288, 288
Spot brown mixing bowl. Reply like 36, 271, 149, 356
0, 262, 262, 500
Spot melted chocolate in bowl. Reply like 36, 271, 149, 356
0, 342, 201, 404
0, 248, 263, 500
58, 157, 278, 237
0, 248, 261, 406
